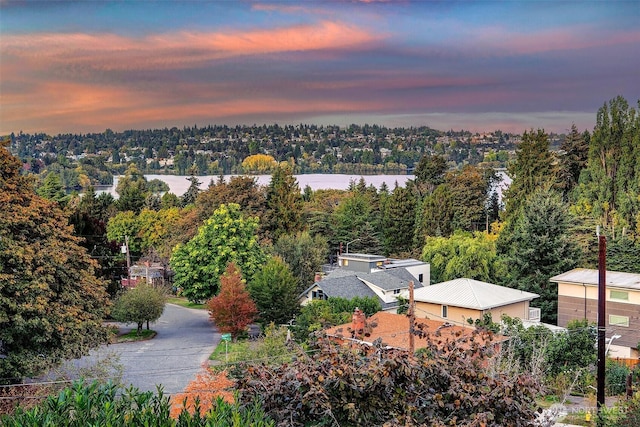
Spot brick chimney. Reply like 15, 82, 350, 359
351, 307, 366, 339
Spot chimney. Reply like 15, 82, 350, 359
351, 307, 366, 339
314, 272, 322, 282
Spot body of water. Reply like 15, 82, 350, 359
100, 174, 415, 197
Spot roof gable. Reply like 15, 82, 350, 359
411, 278, 539, 310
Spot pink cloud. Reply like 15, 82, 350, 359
465, 25, 640, 56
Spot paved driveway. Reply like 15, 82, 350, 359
59, 303, 219, 395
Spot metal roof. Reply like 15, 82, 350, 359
411, 278, 539, 310
549, 268, 640, 290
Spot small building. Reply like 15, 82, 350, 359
408, 278, 540, 326
551, 268, 640, 358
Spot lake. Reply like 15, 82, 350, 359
102, 174, 416, 197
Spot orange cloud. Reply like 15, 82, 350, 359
1, 21, 381, 72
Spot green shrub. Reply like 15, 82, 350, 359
606, 360, 630, 396
1, 380, 274, 427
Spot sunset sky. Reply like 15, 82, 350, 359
1, 1, 638, 135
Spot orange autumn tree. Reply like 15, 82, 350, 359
207, 263, 257, 340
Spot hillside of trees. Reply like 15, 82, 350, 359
9, 122, 564, 192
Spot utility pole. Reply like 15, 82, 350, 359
121, 235, 131, 286
408, 280, 415, 354
596, 227, 606, 426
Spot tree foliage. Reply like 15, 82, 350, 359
497, 189, 580, 323
171, 203, 266, 302
111, 283, 166, 334
115, 164, 149, 213
578, 96, 640, 236
248, 256, 300, 327
422, 231, 500, 284
241, 154, 277, 173
263, 165, 304, 242
0, 140, 110, 384
207, 263, 258, 340
382, 184, 416, 256
503, 129, 556, 220
272, 231, 328, 293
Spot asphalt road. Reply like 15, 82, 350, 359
55, 303, 219, 395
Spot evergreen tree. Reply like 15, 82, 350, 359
264, 165, 303, 241
181, 175, 201, 206
497, 189, 580, 323
382, 184, 416, 256
556, 124, 589, 199
37, 172, 67, 203
115, 164, 149, 213
503, 129, 555, 220
414, 154, 447, 196
273, 231, 328, 293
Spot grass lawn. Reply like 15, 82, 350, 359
209, 340, 253, 364
113, 328, 157, 343
167, 296, 207, 310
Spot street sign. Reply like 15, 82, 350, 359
221, 333, 232, 342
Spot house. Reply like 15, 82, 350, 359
407, 278, 540, 326
551, 268, 640, 358
325, 310, 501, 353
121, 261, 168, 288
299, 253, 429, 312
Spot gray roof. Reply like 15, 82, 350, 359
305, 267, 420, 310
550, 268, 640, 291
384, 267, 423, 285
411, 278, 539, 310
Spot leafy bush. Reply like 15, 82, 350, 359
235, 333, 541, 426
1, 380, 274, 426
606, 360, 630, 396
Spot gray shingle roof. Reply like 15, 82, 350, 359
411, 278, 539, 310
308, 267, 421, 310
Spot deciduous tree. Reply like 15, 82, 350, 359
0, 139, 110, 384
111, 283, 166, 334
171, 203, 265, 302
207, 263, 257, 340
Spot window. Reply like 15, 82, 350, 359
609, 314, 629, 327
442, 305, 448, 318
610, 290, 629, 301
393, 289, 401, 295
311, 289, 327, 301
418, 274, 424, 283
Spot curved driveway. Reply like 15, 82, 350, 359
68, 303, 219, 395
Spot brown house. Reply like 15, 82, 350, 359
551, 268, 640, 358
